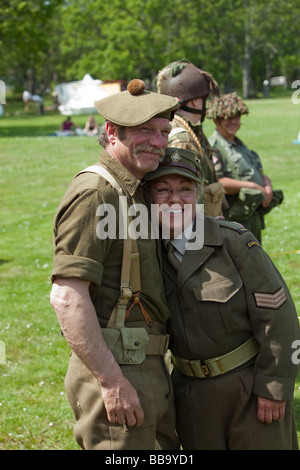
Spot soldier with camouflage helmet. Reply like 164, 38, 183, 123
155, 59, 225, 217
207, 92, 283, 242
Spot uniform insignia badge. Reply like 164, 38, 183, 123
246, 240, 261, 249
170, 151, 181, 162
254, 286, 287, 309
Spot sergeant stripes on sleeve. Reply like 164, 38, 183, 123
254, 287, 287, 309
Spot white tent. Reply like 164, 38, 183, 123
55, 74, 108, 115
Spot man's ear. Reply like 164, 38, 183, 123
106, 122, 118, 144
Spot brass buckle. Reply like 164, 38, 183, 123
201, 361, 212, 377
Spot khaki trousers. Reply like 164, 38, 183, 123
65, 353, 179, 450
172, 364, 298, 450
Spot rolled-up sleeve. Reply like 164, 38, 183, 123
51, 187, 108, 287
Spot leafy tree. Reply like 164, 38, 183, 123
0, 0, 64, 92
1, 0, 300, 97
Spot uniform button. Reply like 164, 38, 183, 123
134, 341, 140, 346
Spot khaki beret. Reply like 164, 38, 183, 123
144, 147, 202, 184
94, 79, 179, 126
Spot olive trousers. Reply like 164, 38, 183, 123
65, 353, 179, 450
172, 364, 298, 450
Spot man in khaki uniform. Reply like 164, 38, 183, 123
145, 147, 299, 450
50, 80, 180, 450
155, 59, 225, 216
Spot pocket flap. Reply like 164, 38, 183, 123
120, 327, 149, 351
194, 274, 243, 303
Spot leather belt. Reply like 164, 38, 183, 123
172, 336, 259, 378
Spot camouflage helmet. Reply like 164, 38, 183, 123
206, 92, 249, 120
155, 59, 219, 102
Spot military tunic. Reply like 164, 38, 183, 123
51, 150, 179, 450
209, 129, 266, 240
163, 216, 299, 450
168, 116, 224, 216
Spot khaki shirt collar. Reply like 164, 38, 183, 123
99, 149, 142, 197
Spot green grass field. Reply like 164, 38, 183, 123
0, 96, 299, 450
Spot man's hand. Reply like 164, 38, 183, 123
102, 375, 144, 427
257, 397, 285, 424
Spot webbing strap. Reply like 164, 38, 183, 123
77, 164, 152, 327
78, 165, 123, 194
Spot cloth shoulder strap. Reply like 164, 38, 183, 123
78, 165, 132, 327
78, 165, 151, 327
77, 164, 123, 193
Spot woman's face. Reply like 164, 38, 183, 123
215, 114, 241, 141
149, 174, 198, 239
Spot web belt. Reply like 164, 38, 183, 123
172, 336, 259, 378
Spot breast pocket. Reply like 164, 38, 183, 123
193, 274, 243, 339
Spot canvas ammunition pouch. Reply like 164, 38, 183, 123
101, 326, 149, 365
203, 182, 225, 217
78, 165, 168, 365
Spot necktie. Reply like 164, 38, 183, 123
167, 242, 181, 271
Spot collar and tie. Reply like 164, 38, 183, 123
167, 242, 181, 271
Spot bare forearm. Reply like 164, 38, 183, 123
218, 177, 266, 195
50, 278, 125, 384
50, 278, 144, 426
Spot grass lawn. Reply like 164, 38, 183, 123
0, 96, 300, 450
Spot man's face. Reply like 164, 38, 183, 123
215, 114, 241, 141
149, 174, 198, 239
107, 118, 171, 179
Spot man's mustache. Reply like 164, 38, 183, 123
133, 145, 165, 160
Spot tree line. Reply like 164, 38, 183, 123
1, 0, 299, 99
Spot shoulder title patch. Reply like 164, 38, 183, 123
246, 240, 261, 249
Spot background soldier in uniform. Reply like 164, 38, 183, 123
50, 80, 180, 450
207, 92, 283, 242
155, 59, 225, 216
145, 147, 299, 450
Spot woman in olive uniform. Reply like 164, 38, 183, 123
145, 147, 299, 450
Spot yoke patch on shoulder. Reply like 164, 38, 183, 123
254, 287, 287, 310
